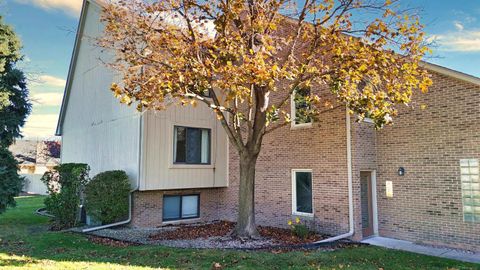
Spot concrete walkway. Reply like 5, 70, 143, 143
362, 236, 479, 264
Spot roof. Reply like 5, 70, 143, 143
55, 0, 480, 136
420, 61, 480, 86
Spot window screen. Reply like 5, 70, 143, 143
460, 159, 480, 222
294, 171, 313, 214
174, 126, 210, 164
163, 194, 200, 221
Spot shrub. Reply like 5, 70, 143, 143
41, 163, 89, 229
0, 148, 24, 214
288, 217, 309, 239
84, 170, 130, 224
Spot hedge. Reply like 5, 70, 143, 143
41, 163, 89, 229
84, 170, 130, 224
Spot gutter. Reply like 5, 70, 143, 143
82, 113, 143, 233
313, 107, 354, 243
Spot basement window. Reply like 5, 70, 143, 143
291, 87, 313, 128
163, 194, 200, 221
292, 169, 313, 216
173, 126, 211, 164
460, 159, 480, 222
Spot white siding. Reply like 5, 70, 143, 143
61, 2, 140, 185
61, 1, 228, 190
22, 174, 48, 195
141, 104, 228, 190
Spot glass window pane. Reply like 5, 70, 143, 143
182, 195, 199, 218
296, 171, 313, 214
460, 159, 480, 222
294, 88, 312, 125
174, 127, 186, 163
460, 159, 470, 167
163, 196, 181, 220
470, 159, 479, 167
201, 129, 210, 164
186, 128, 202, 163
461, 167, 470, 174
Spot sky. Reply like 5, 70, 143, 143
1, 0, 479, 139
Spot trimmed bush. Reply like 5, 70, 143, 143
85, 170, 130, 224
0, 148, 24, 213
41, 163, 89, 229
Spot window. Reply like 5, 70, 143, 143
291, 87, 313, 127
460, 159, 480, 222
163, 194, 200, 221
174, 126, 211, 164
292, 170, 313, 216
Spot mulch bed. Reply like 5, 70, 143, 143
149, 221, 325, 245
88, 235, 139, 247
258, 226, 323, 245
149, 221, 235, 241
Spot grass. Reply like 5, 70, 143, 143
0, 196, 478, 269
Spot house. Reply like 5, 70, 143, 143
9, 139, 61, 195
56, 0, 480, 252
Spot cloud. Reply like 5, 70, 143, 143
31, 92, 64, 106
453, 21, 464, 31
21, 114, 59, 139
38, 75, 66, 88
431, 29, 480, 52
31, 75, 66, 88
14, 0, 82, 17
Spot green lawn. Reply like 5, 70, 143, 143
0, 196, 478, 269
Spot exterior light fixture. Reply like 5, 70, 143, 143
398, 167, 405, 176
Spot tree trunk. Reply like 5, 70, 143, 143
235, 152, 260, 238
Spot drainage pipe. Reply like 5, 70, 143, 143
82, 113, 143, 233
313, 107, 354, 243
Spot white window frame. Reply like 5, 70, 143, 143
290, 90, 313, 129
460, 158, 480, 223
172, 125, 211, 165
291, 169, 314, 217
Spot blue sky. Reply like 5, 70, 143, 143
1, 0, 479, 139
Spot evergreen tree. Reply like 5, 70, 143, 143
0, 15, 31, 147
0, 15, 31, 212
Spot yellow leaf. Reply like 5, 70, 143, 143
120, 95, 131, 104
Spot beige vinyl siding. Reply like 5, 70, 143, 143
61, 1, 140, 184
141, 105, 228, 190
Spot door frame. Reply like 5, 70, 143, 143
360, 170, 379, 237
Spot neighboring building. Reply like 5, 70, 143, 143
57, 0, 480, 252
9, 139, 61, 195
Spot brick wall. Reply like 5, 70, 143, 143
131, 188, 226, 227
376, 71, 480, 251
130, 69, 480, 252
132, 104, 353, 237
219, 105, 351, 236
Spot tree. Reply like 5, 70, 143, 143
0, 147, 24, 213
0, 16, 31, 147
0, 16, 31, 212
99, 0, 432, 237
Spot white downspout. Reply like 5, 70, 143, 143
82, 113, 143, 233
313, 107, 354, 243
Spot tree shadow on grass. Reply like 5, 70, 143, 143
1, 233, 479, 270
